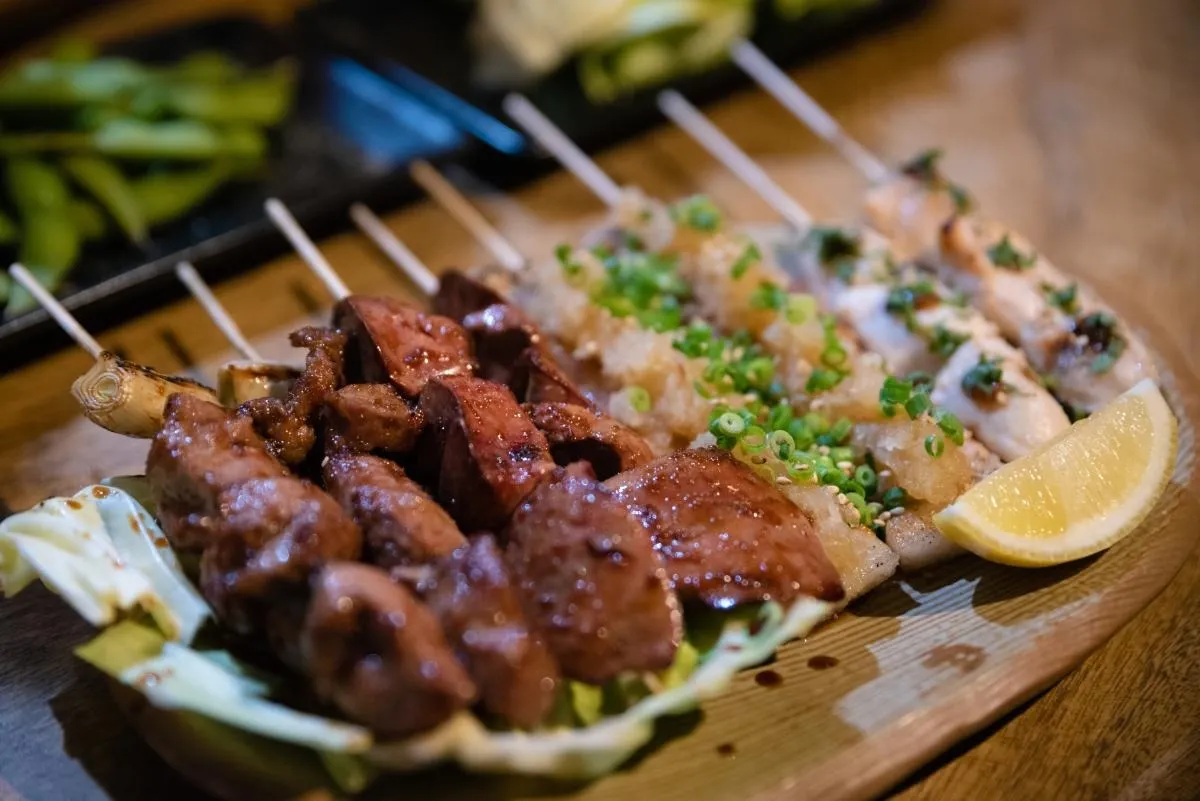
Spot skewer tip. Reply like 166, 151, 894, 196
8, 263, 103, 359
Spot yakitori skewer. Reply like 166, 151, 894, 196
728, 42, 1158, 415
9, 263, 217, 437
174, 261, 301, 404
502, 94, 624, 209
729, 40, 891, 185
409, 160, 525, 273
264, 198, 351, 301
655, 88, 1070, 465
371, 112, 908, 587
175, 261, 262, 363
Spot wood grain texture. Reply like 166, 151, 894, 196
1, 0, 1198, 799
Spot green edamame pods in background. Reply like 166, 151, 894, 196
131, 161, 233, 227
5, 158, 81, 316
0, 44, 297, 316
0, 210, 17, 245
61, 155, 147, 244
69, 197, 108, 241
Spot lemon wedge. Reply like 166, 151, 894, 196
934, 379, 1178, 567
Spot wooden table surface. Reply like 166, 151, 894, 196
1, 0, 1198, 799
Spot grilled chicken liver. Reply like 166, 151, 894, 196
606, 448, 845, 607
512, 347, 594, 408
199, 476, 362, 633
432, 269, 509, 322
418, 375, 555, 533
420, 535, 560, 728
147, 393, 288, 551
302, 562, 476, 738
324, 453, 466, 568
239, 327, 346, 466
507, 464, 682, 684
323, 383, 424, 455
335, 296, 473, 397
524, 401, 653, 480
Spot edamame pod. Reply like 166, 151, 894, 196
69, 197, 107, 241
0, 209, 17, 244
131, 161, 233, 227
62, 155, 147, 243
5, 158, 81, 315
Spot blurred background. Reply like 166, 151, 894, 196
0, 0, 925, 368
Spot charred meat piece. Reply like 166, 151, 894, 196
524, 401, 653, 480
324, 383, 424, 455
433, 269, 510, 322
461, 303, 540, 390
147, 394, 287, 551
199, 476, 362, 634
512, 347, 594, 408
303, 562, 476, 738
420, 535, 560, 728
335, 295, 474, 397
239, 327, 346, 466
324, 453, 466, 569
418, 375, 555, 533
507, 464, 682, 684
606, 448, 844, 608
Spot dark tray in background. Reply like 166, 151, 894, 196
0, 0, 927, 371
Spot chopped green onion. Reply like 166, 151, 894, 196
669, 194, 722, 232
828, 446, 855, 464
804, 412, 830, 435
854, 464, 877, 494
714, 412, 745, 437
904, 391, 932, 419
749, 282, 787, 311
628, 386, 651, 413
987, 234, 1037, 271
932, 408, 965, 446
766, 429, 795, 460
928, 324, 969, 358
730, 242, 762, 280
741, 426, 767, 453
827, 417, 853, 444
1041, 282, 1079, 315
881, 487, 908, 509
961, 355, 1008, 401
766, 403, 792, 431
806, 368, 845, 394
924, 435, 945, 457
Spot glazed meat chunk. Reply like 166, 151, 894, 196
302, 562, 476, 738
420, 535, 560, 728
507, 464, 682, 684
418, 375, 555, 533
606, 448, 844, 608
324, 453, 466, 568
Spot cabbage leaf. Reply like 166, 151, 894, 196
0, 484, 209, 642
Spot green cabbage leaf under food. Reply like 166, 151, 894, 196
0, 482, 209, 642
3, 481, 833, 790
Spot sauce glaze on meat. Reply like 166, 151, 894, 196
418, 375, 555, 533
335, 296, 474, 397
420, 535, 561, 727
606, 448, 845, 608
324, 453, 466, 569
507, 464, 682, 683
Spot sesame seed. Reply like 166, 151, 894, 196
889, 507, 906, 517
836, 460, 854, 470
877, 511, 892, 523
818, 446, 831, 456
836, 493, 849, 505
878, 469, 893, 478
823, 484, 839, 496
775, 476, 793, 485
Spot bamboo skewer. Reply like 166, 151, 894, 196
174, 262, 263, 363
9, 264, 102, 358
264, 198, 351, 301
503, 93, 623, 208
347, 202, 440, 297
657, 90, 813, 230
409, 160, 525, 273
729, 39, 890, 185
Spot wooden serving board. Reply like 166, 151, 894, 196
1, 0, 1199, 799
